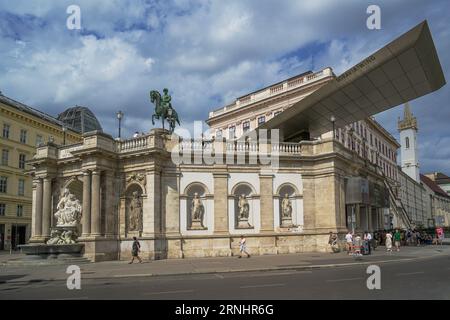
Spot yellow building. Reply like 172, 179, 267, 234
0, 93, 82, 250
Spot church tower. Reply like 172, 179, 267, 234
398, 102, 419, 182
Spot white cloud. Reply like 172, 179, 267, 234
0, 0, 449, 173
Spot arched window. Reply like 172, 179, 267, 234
405, 137, 410, 149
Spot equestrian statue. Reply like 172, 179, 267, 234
149, 88, 180, 133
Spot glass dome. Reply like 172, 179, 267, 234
57, 106, 103, 134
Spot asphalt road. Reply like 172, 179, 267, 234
1, 254, 450, 300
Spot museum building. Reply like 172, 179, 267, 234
26, 21, 446, 261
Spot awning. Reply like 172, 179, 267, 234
256, 20, 446, 141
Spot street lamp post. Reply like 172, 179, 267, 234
330, 116, 336, 140
116, 111, 124, 139
62, 125, 67, 145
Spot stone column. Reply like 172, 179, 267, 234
104, 171, 116, 237
302, 175, 316, 231
213, 171, 229, 234
259, 173, 274, 232
90, 170, 102, 236
163, 172, 180, 236
41, 177, 52, 238
143, 171, 161, 237
31, 178, 43, 240
82, 170, 91, 237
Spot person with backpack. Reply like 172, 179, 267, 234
129, 237, 143, 264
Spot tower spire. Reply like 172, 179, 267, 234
398, 102, 420, 182
398, 102, 418, 131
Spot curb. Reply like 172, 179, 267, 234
3, 252, 445, 285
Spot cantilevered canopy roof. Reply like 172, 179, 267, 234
257, 20, 446, 141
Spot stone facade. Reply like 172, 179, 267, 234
28, 129, 388, 262
0, 94, 81, 251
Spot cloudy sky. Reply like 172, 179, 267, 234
0, 0, 448, 173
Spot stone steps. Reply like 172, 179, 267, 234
3, 255, 91, 266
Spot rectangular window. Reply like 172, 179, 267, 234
16, 204, 23, 217
36, 134, 43, 147
18, 179, 25, 196
370, 133, 373, 146
19, 154, 26, 169
0, 203, 5, 216
0, 176, 7, 193
20, 129, 27, 144
242, 121, 250, 133
1, 149, 8, 166
2, 124, 10, 138
258, 116, 265, 125
228, 126, 236, 139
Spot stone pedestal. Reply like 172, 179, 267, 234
237, 218, 253, 229
189, 219, 207, 230
281, 217, 294, 228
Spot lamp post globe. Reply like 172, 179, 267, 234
116, 110, 124, 139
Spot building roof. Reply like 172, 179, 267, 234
256, 20, 446, 141
420, 174, 450, 198
0, 92, 77, 134
424, 172, 450, 184
57, 106, 103, 134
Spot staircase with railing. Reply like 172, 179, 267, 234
376, 166, 412, 229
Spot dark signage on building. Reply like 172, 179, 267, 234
346, 177, 388, 208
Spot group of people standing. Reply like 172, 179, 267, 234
339, 231, 374, 256
331, 227, 446, 256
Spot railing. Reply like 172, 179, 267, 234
58, 143, 84, 159
116, 135, 150, 152
177, 140, 301, 155
272, 142, 302, 154
209, 67, 333, 118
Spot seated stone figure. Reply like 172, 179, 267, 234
54, 188, 82, 227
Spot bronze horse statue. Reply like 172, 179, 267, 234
150, 89, 180, 133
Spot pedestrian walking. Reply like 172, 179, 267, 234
436, 227, 444, 245
345, 230, 353, 255
385, 232, 393, 252
394, 229, 401, 251
353, 234, 362, 257
363, 231, 372, 255
238, 235, 250, 258
129, 236, 143, 264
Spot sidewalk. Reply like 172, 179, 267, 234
2, 245, 449, 284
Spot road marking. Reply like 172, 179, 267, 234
215, 274, 224, 279
396, 271, 424, 276
49, 297, 89, 300
113, 273, 153, 278
326, 277, 364, 282
240, 283, 285, 289
143, 289, 194, 295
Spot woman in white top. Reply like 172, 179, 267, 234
238, 235, 250, 258
345, 231, 353, 255
385, 232, 393, 252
